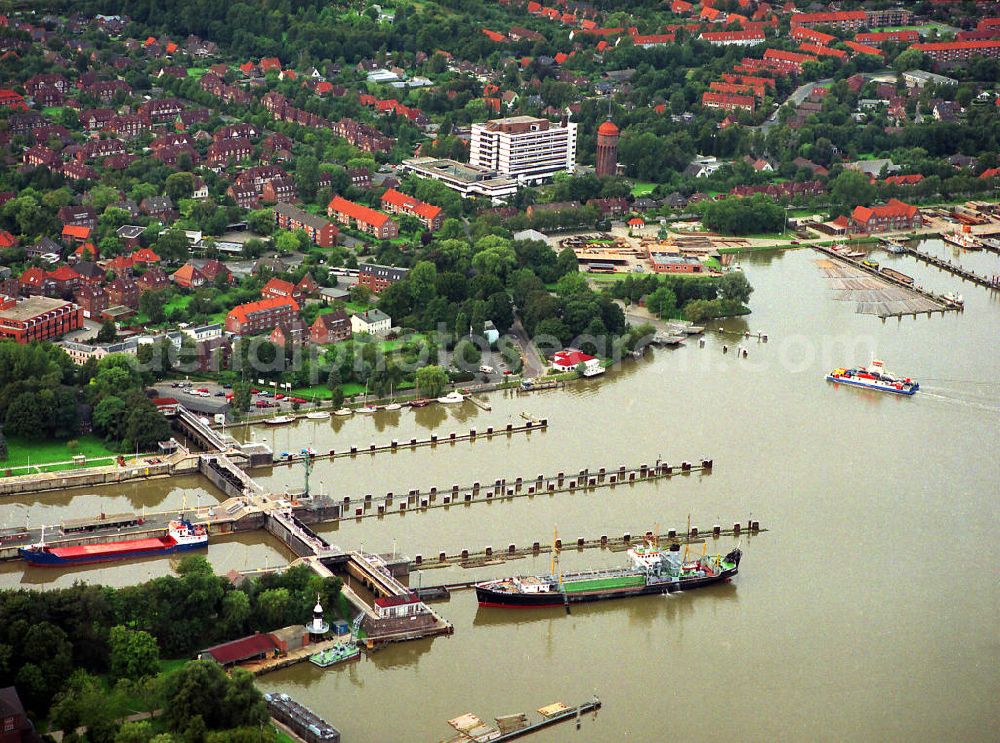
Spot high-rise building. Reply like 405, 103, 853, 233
594, 120, 620, 178
469, 116, 577, 183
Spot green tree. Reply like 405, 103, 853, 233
831, 169, 877, 213
232, 381, 252, 414
156, 230, 191, 262
717, 272, 753, 305
454, 339, 482, 368
109, 625, 160, 681
93, 395, 128, 441
5, 393, 43, 439
257, 588, 291, 628
165, 172, 195, 203
139, 290, 169, 324
221, 591, 251, 636
0, 427, 7, 461
646, 285, 677, 319
415, 365, 448, 397
116, 720, 156, 743
97, 318, 118, 343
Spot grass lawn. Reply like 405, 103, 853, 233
2, 434, 122, 472
42, 106, 65, 117
275, 731, 297, 743
631, 182, 656, 197
344, 301, 373, 315
186, 67, 207, 78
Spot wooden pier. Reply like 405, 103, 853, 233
902, 244, 1000, 289
321, 458, 715, 523
411, 520, 760, 575
812, 245, 960, 316
269, 419, 547, 465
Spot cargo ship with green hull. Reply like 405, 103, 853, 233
475, 538, 742, 608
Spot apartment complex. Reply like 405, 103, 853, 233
400, 158, 519, 200
273, 202, 339, 248
469, 116, 577, 183
224, 296, 300, 335
326, 196, 398, 239
849, 200, 922, 233
379, 188, 444, 231
0, 295, 83, 344
358, 263, 409, 294
911, 40, 1000, 68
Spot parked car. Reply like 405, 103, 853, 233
289, 397, 307, 404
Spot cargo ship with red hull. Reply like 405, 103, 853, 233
19, 519, 208, 567
475, 539, 741, 609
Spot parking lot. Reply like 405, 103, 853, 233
155, 379, 316, 417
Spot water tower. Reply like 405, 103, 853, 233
595, 120, 620, 178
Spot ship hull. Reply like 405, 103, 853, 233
476, 568, 737, 608
825, 375, 918, 395
19, 538, 206, 567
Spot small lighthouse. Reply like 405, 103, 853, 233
307, 593, 329, 638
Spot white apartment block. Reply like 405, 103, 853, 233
469, 116, 577, 183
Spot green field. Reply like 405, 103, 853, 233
42, 106, 65, 117
1, 434, 123, 473
186, 67, 207, 78
631, 182, 656, 197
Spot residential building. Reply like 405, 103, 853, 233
911, 40, 1000, 69
310, 309, 351, 344
326, 197, 398, 239
0, 295, 83, 343
261, 176, 297, 203
849, 199, 922, 233
350, 308, 391, 336
225, 296, 300, 335
274, 203, 339, 248
358, 263, 409, 294
74, 283, 108, 318
550, 349, 603, 376
469, 115, 577, 182
270, 319, 306, 347
181, 323, 223, 342
58, 206, 97, 229
0, 686, 35, 743
171, 263, 206, 288
702, 91, 755, 113
379, 188, 444, 230
260, 277, 301, 303
789, 11, 866, 31
700, 30, 765, 46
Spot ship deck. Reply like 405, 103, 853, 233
52, 536, 174, 557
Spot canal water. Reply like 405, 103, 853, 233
2, 245, 998, 741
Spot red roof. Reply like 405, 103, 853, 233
791, 11, 865, 26
74, 242, 98, 260
791, 27, 835, 44
845, 41, 883, 57
227, 296, 299, 324
201, 634, 276, 665
852, 199, 919, 224
482, 28, 506, 42
885, 174, 923, 186
62, 224, 91, 240
552, 350, 596, 367
701, 31, 765, 42
0, 230, 15, 248
979, 167, 1000, 179
262, 277, 296, 297
131, 248, 160, 263
19, 266, 46, 287
856, 31, 919, 44
597, 120, 619, 136
327, 196, 391, 228
764, 48, 817, 65
373, 593, 420, 608
260, 57, 282, 72
798, 43, 846, 60
48, 265, 80, 282
912, 40, 1000, 52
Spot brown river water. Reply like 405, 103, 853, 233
1, 243, 998, 741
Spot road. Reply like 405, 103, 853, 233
753, 77, 833, 133
508, 317, 545, 378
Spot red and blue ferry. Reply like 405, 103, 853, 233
826, 360, 919, 396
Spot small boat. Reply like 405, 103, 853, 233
309, 642, 360, 668
356, 405, 377, 414
264, 415, 295, 425
383, 385, 401, 410
437, 391, 465, 404
20, 518, 207, 567
408, 399, 430, 408
826, 359, 919, 396
943, 292, 964, 306
942, 232, 979, 249
305, 411, 330, 420
334, 408, 353, 416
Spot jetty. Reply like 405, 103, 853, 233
443, 697, 601, 742
902, 243, 1000, 289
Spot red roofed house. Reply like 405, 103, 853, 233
799, 43, 847, 60
0, 230, 15, 249
856, 31, 919, 46
700, 30, 765, 46
844, 40, 883, 58
379, 188, 444, 231
260, 57, 282, 73
171, 263, 206, 288
327, 196, 398, 239
911, 40, 1000, 68
763, 48, 817, 73
260, 277, 304, 303
131, 248, 161, 264
225, 296, 299, 336
790, 11, 866, 30
702, 91, 755, 113
62, 224, 92, 244
849, 199, 922, 234
885, 174, 923, 186
551, 349, 603, 376
274, 203, 339, 248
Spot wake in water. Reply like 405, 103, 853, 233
918, 386, 1000, 414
